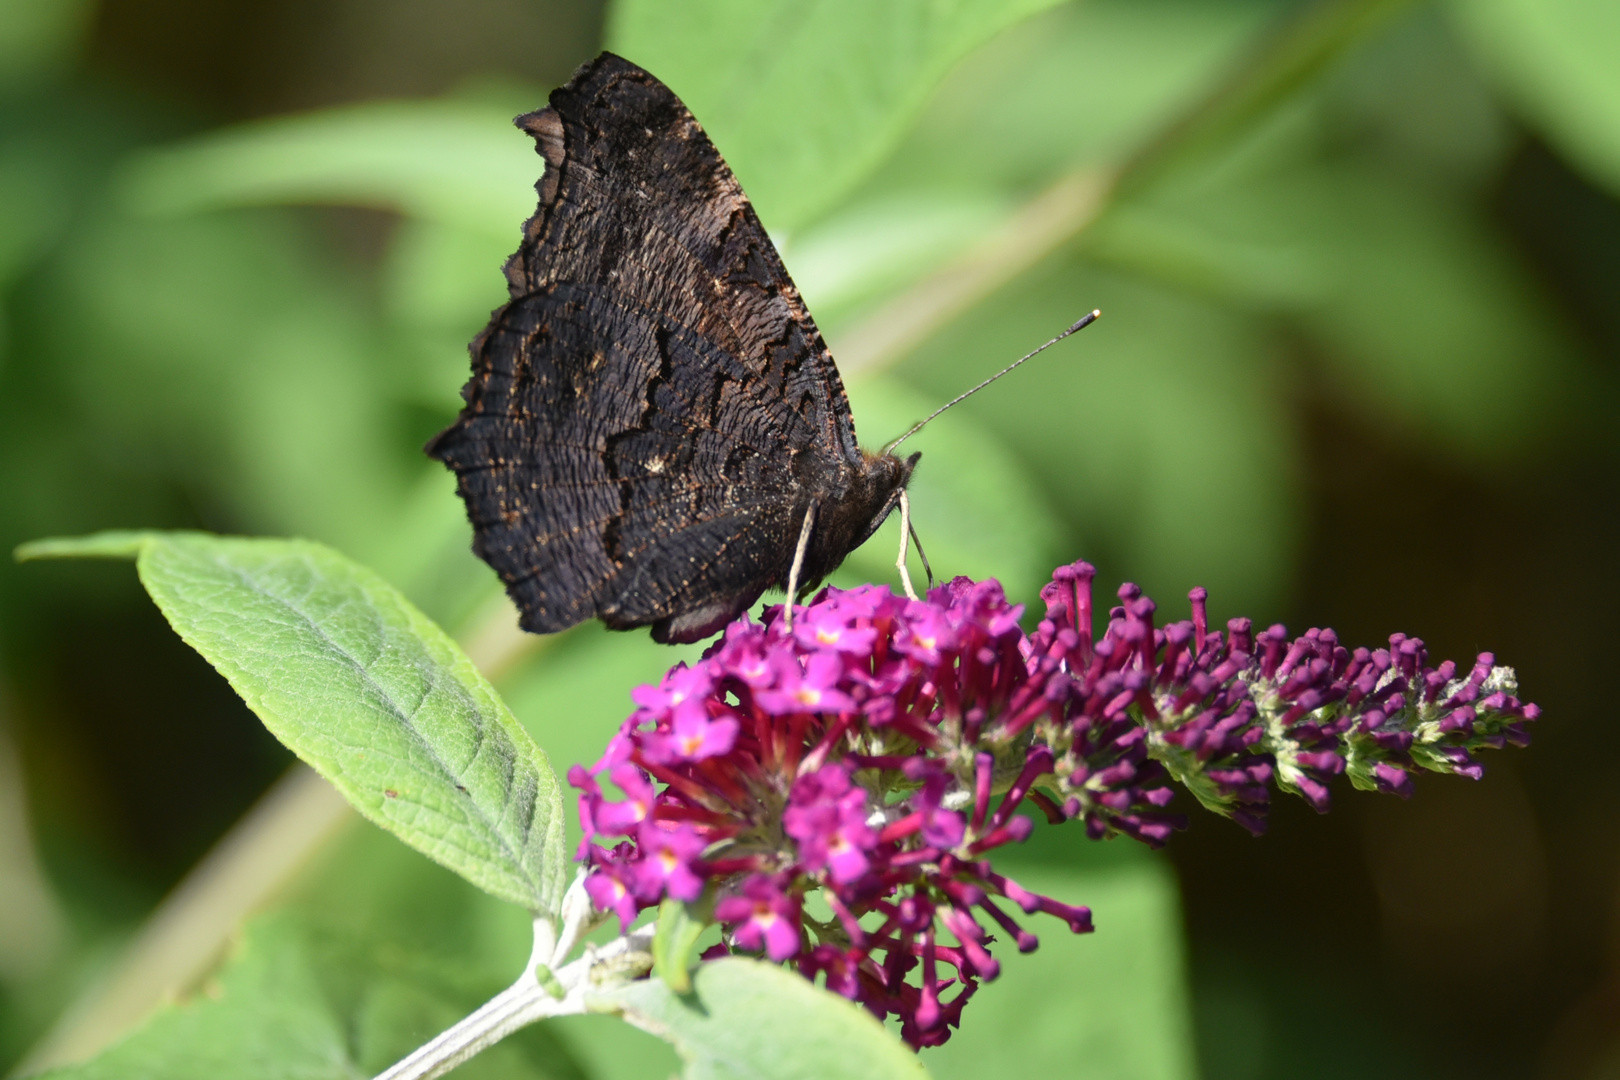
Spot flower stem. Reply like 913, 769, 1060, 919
372, 876, 650, 1080
371, 969, 558, 1080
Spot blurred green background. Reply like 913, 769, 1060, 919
1, 0, 1617, 1077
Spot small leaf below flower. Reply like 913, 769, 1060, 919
593, 957, 930, 1080
653, 898, 710, 995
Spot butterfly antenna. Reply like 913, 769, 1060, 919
883, 310, 1100, 455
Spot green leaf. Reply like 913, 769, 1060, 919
1450, 0, 1620, 198
29, 531, 567, 915
652, 899, 710, 995
117, 97, 539, 236
607, 0, 1069, 231
15, 529, 154, 562
32, 916, 358, 1080
926, 853, 1197, 1080
593, 957, 930, 1080
34, 912, 591, 1080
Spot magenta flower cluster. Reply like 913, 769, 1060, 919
1032, 565, 1539, 836
569, 562, 1538, 1048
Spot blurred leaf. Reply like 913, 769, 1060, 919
1086, 202, 1325, 309
0, 143, 74, 287
811, 0, 1430, 349
41, 204, 410, 556
0, 0, 93, 86
836, 373, 1063, 608
1093, 163, 1584, 461
594, 957, 930, 1080
1115, 0, 1419, 195
26, 532, 568, 915
865, 0, 1285, 199
33, 916, 356, 1080
276, 802, 652, 1075
895, 259, 1301, 618
652, 899, 707, 995
285, 804, 528, 978
0, 134, 82, 377
607, 0, 1070, 231
34, 911, 590, 1080
377, 216, 512, 446
15, 531, 151, 562
926, 855, 1197, 1080
1285, 169, 1581, 459
1450, 0, 1620, 198
359, 471, 501, 637
118, 99, 539, 237
382, 217, 511, 344
778, 192, 1009, 329
1315, 7, 1511, 186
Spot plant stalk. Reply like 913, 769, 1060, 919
373, 882, 649, 1080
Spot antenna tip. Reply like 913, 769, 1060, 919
1068, 309, 1102, 334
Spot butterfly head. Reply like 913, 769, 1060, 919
859, 450, 920, 540
795, 450, 919, 590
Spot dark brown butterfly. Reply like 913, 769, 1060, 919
426, 52, 919, 644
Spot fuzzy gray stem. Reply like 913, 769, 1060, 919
372, 878, 648, 1080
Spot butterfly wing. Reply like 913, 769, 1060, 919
428, 52, 863, 641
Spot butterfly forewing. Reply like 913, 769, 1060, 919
428, 52, 883, 642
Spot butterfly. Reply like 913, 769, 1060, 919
427, 52, 921, 644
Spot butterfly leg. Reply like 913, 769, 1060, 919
908, 514, 934, 592
783, 501, 818, 633
896, 489, 920, 601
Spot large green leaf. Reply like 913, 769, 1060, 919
1450, 0, 1620, 197
18, 532, 567, 915
607, 0, 1069, 232
594, 957, 929, 1080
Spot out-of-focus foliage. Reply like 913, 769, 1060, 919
1451, 0, 1620, 197
922, 835, 1197, 1080
2, 0, 1617, 1077
606, 0, 1072, 230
